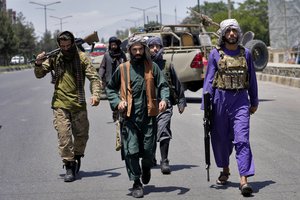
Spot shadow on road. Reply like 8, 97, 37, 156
60, 166, 125, 179
209, 179, 276, 196
186, 97, 202, 104
144, 185, 190, 195
126, 184, 190, 197
152, 164, 199, 172
259, 98, 276, 103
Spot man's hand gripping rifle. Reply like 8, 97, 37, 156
203, 92, 212, 182
30, 31, 99, 63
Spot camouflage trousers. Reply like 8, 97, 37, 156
53, 108, 89, 163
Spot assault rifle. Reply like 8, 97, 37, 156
30, 31, 99, 63
203, 91, 212, 181
187, 7, 220, 28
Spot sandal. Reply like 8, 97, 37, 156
240, 183, 253, 197
216, 171, 230, 185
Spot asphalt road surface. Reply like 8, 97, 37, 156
0, 69, 299, 200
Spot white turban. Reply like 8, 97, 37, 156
126, 35, 147, 50
218, 19, 242, 46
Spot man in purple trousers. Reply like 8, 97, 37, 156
201, 19, 258, 197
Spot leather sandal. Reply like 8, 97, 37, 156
216, 171, 230, 185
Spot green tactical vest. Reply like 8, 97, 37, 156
212, 46, 249, 90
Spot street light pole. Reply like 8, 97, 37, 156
50, 15, 72, 31
131, 6, 157, 27
29, 1, 61, 33
159, 0, 162, 24
228, 0, 232, 19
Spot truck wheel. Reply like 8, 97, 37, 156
245, 39, 268, 71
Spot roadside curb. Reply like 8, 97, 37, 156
257, 63, 300, 88
0, 65, 33, 73
256, 73, 300, 88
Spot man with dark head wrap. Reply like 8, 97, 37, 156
34, 31, 101, 183
201, 19, 258, 197
106, 35, 170, 198
99, 36, 127, 121
147, 36, 186, 175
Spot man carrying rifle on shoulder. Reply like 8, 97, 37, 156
34, 31, 101, 182
201, 19, 258, 197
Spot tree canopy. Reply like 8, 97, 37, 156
182, 0, 269, 45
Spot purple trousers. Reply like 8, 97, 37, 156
211, 89, 255, 177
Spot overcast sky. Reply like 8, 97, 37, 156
7, 0, 245, 41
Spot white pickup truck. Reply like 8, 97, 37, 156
125, 24, 212, 92
92, 22, 268, 93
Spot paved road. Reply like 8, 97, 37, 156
0, 69, 299, 200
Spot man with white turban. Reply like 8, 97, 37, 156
201, 19, 258, 197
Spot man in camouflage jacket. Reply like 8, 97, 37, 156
34, 31, 101, 182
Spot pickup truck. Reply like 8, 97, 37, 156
92, 15, 268, 93
120, 24, 212, 92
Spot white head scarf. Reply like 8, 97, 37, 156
217, 19, 242, 46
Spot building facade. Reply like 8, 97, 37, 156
268, 0, 300, 63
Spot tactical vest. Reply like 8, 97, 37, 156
120, 61, 158, 117
212, 46, 249, 90
163, 60, 178, 105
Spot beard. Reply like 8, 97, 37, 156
224, 36, 238, 44
130, 54, 144, 64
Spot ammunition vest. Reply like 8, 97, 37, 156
212, 46, 249, 90
120, 61, 158, 117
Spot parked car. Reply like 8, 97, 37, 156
88, 43, 107, 71
10, 56, 25, 65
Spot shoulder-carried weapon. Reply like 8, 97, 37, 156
203, 91, 212, 181
30, 31, 99, 63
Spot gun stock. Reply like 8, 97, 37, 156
83, 31, 99, 45
203, 91, 212, 181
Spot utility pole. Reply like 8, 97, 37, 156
131, 6, 157, 27
175, 6, 177, 24
228, 0, 232, 19
159, 0, 162, 24
29, 1, 61, 33
50, 15, 72, 31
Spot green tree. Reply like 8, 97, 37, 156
0, 11, 18, 65
36, 30, 57, 54
234, 0, 269, 45
12, 12, 37, 63
182, 0, 269, 45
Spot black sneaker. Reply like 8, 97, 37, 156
160, 159, 171, 174
141, 167, 151, 185
132, 181, 144, 198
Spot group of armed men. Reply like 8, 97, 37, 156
34, 18, 258, 198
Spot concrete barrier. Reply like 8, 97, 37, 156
256, 62, 300, 88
